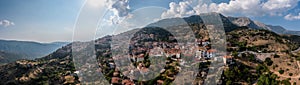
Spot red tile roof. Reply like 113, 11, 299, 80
111, 77, 120, 84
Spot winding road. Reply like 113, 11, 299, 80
238, 51, 274, 61
292, 47, 300, 53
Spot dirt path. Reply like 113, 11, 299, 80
292, 47, 300, 53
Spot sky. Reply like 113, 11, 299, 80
0, 0, 300, 43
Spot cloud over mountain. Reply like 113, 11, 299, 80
161, 0, 299, 19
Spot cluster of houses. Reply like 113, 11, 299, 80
86, 32, 236, 85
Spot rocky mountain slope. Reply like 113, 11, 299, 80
228, 16, 300, 35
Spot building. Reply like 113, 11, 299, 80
122, 79, 134, 85
207, 49, 216, 58
157, 80, 164, 85
195, 50, 202, 59
111, 77, 120, 84
223, 55, 233, 65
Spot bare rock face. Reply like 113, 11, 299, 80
228, 17, 262, 30
228, 16, 300, 36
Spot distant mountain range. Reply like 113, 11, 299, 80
0, 40, 69, 64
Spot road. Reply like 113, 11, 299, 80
292, 47, 300, 53
238, 51, 275, 61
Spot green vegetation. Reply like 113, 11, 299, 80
281, 79, 291, 85
264, 58, 273, 66
289, 73, 293, 76
223, 61, 259, 85
279, 70, 285, 74
256, 64, 280, 85
257, 73, 279, 85
274, 54, 280, 58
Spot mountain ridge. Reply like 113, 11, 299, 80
227, 15, 300, 36
0, 39, 69, 64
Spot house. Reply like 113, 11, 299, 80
195, 50, 202, 59
176, 53, 180, 59
113, 71, 119, 77
111, 77, 120, 84
74, 71, 80, 74
202, 41, 210, 46
137, 63, 144, 70
109, 62, 115, 68
136, 54, 145, 62
223, 55, 233, 65
207, 49, 216, 58
140, 67, 149, 75
149, 47, 164, 57
157, 80, 164, 85
122, 79, 134, 85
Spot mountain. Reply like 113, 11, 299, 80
150, 12, 300, 36
0, 13, 300, 84
228, 16, 300, 36
227, 17, 262, 30
148, 12, 238, 32
0, 40, 69, 64
0, 51, 20, 65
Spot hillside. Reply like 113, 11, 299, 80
0, 43, 76, 84
0, 40, 68, 64
227, 27, 299, 53
226, 27, 300, 85
0, 51, 20, 65
0, 13, 300, 85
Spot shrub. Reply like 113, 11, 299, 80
274, 54, 280, 58
281, 79, 291, 85
265, 58, 273, 66
289, 73, 293, 76
279, 70, 284, 74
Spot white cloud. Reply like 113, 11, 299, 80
0, 20, 15, 27
105, 0, 131, 25
217, 0, 264, 16
161, 2, 196, 18
161, 0, 299, 19
86, 0, 130, 18
284, 13, 300, 20
110, 0, 130, 17
86, 0, 105, 8
262, 0, 299, 16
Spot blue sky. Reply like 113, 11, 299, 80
0, 0, 300, 42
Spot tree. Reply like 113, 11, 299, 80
264, 58, 273, 66
279, 70, 284, 74
289, 73, 293, 76
281, 79, 291, 85
274, 54, 280, 58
